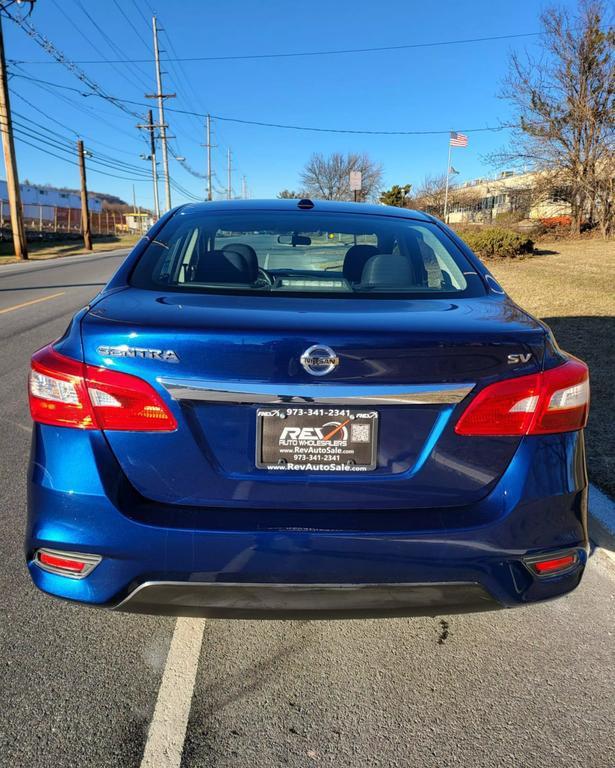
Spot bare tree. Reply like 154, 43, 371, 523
493, 1, 614, 234
300, 152, 384, 201
410, 174, 450, 218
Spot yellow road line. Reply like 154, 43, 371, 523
0, 291, 65, 315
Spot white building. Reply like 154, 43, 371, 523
447, 170, 571, 224
0, 180, 103, 225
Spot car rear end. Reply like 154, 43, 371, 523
25, 201, 590, 618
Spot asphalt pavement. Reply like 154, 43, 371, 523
0, 249, 614, 768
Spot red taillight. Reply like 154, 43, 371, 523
38, 551, 86, 573
532, 554, 577, 575
29, 345, 95, 428
35, 548, 101, 578
29, 344, 177, 431
525, 550, 580, 577
455, 358, 589, 437
84, 363, 177, 431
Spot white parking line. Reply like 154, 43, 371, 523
140, 618, 206, 768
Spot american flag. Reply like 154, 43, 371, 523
449, 131, 468, 148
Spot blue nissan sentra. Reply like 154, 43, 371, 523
26, 199, 590, 618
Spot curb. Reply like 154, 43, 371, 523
589, 483, 615, 552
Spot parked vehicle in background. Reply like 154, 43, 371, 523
26, 199, 590, 618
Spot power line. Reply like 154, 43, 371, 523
12, 123, 153, 179
111, 0, 152, 53
70, 0, 151, 91
3, 9, 144, 120
159, 23, 204, 131
9, 104, 154, 176
168, 176, 202, 202
7, 12, 203, 201
9, 71, 512, 136
50, 0, 146, 97
11, 90, 146, 157
11, 70, 148, 150
12, 132, 153, 182
8, 29, 546, 65
8, 15, 229, 184
169, 146, 206, 179
129, 0, 150, 28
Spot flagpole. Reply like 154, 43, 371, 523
443, 136, 452, 223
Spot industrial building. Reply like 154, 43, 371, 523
0, 180, 103, 228
447, 170, 570, 224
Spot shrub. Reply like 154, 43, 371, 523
539, 215, 572, 228
494, 210, 526, 225
458, 227, 534, 259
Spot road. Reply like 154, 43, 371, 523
0, 250, 614, 768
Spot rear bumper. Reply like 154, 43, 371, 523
26, 426, 589, 617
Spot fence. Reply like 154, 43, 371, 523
0, 200, 135, 237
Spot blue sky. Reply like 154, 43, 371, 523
4, 0, 578, 209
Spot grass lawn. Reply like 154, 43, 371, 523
489, 239, 615, 499
0, 234, 140, 265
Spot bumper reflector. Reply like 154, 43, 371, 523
34, 548, 101, 579
527, 552, 579, 577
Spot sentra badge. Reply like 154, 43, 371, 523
97, 345, 179, 363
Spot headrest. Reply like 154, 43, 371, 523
360, 253, 414, 288
193, 249, 258, 284
343, 244, 379, 283
222, 243, 259, 274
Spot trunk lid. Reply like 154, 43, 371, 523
81, 288, 546, 509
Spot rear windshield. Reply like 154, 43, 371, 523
130, 209, 485, 298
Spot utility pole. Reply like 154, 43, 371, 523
137, 109, 160, 219
146, 17, 174, 212
0, 12, 27, 259
77, 139, 92, 251
204, 114, 213, 201
227, 148, 232, 200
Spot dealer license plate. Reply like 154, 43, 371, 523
256, 407, 378, 472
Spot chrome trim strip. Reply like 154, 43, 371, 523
159, 379, 474, 406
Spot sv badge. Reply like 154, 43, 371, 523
507, 353, 532, 364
